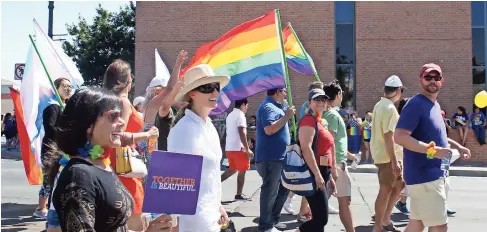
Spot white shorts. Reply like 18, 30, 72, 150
408, 178, 448, 227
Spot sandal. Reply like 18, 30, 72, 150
383, 223, 400, 232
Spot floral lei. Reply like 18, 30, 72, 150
60, 143, 111, 167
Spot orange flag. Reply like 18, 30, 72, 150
9, 87, 43, 185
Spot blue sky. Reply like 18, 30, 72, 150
1, 1, 131, 82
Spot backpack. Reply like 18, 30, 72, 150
281, 114, 319, 196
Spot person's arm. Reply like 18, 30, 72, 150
483, 113, 487, 127
158, 51, 188, 118
330, 139, 338, 180
262, 105, 295, 136
121, 127, 158, 145
43, 104, 61, 139
299, 126, 321, 178
121, 97, 133, 131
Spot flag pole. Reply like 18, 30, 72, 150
276, 9, 297, 141
29, 35, 64, 109
288, 23, 321, 82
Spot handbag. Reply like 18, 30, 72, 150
115, 146, 148, 178
281, 114, 319, 196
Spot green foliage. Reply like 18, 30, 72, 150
62, 2, 136, 89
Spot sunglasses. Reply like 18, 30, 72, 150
194, 83, 220, 94
104, 110, 121, 122
423, 75, 442, 82
61, 84, 73, 89
312, 97, 328, 102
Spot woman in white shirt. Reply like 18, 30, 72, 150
167, 64, 230, 232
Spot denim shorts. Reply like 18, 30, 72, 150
46, 209, 61, 229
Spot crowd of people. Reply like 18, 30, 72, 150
6, 52, 477, 232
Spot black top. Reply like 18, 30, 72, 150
41, 104, 61, 161
154, 107, 175, 151
53, 158, 134, 232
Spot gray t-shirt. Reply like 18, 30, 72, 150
154, 107, 175, 151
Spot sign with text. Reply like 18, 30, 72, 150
14, 63, 25, 80
142, 151, 203, 215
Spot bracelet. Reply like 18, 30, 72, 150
426, 141, 436, 159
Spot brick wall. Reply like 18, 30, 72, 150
355, 2, 472, 116
448, 129, 487, 165
135, 1, 335, 116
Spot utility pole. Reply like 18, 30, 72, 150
48, 1, 54, 39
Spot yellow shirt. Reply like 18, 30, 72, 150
370, 97, 403, 164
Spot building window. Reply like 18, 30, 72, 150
335, 1, 355, 112
472, 1, 487, 113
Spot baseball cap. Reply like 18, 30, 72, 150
133, 96, 145, 107
419, 63, 443, 78
385, 75, 406, 89
146, 77, 168, 91
308, 88, 329, 100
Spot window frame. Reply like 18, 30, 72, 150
334, 1, 356, 111
472, 2, 487, 88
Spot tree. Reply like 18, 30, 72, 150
63, 2, 135, 87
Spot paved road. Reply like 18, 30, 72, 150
2, 156, 487, 231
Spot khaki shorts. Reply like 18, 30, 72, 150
408, 178, 448, 227
335, 162, 352, 197
375, 161, 403, 187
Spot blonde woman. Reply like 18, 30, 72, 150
168, 64, 230, 232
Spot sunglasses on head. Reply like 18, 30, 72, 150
194, 82, 220, 94
104, 110, 121, 122
423, 75, 442, 82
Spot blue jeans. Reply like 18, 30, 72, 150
472, 125, 486, 143
256, 161, 290, 231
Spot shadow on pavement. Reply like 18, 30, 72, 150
390, 212, 409, 223
355, 225, 374, 232
241, 226, 259, 232
1, 203, 46, 231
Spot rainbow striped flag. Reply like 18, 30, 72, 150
181, 10, 286, 115
349, 127, 360, 136
10, 88, 43, 185
282, 23, 316, 76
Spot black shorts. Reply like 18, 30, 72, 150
364, 138, 371, 142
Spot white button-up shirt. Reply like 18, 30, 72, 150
167, 109, 222, 232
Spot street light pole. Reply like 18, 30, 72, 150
48, 1, 54, 39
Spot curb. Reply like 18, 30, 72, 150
348, 165, 487, 177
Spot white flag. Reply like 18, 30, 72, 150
33, 20, 84, 88
20, 43, 60, 167
155, 48, 170, 83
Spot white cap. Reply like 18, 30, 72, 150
385, 75, 405, 88
133, 96, 145, 107
146, 77, 168, 91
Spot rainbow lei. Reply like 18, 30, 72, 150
61, 143, 111, 167
426, 141, 436, 159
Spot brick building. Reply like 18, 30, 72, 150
135, 1, 487, 162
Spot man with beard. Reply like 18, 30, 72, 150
394, 63, 471, 232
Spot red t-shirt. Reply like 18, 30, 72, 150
299, 114, 335, 167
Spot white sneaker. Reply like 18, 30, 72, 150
328, 205, 339, 214
274, 222, 287, 229
264, 228, 281, 232
283, 197, 295, 215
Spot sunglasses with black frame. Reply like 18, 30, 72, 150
193, 82, 221, 94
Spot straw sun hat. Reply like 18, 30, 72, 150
174, 64, 230, 102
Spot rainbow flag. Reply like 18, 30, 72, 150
181, 10, 286, 115
10, 88, 43, 185
282, 23, 316, 76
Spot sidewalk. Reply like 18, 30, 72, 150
349, 164, 487, 177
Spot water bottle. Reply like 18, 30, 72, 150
441, 146, 452, 178
351, 151, 362, 169
282, 99, 289, 110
